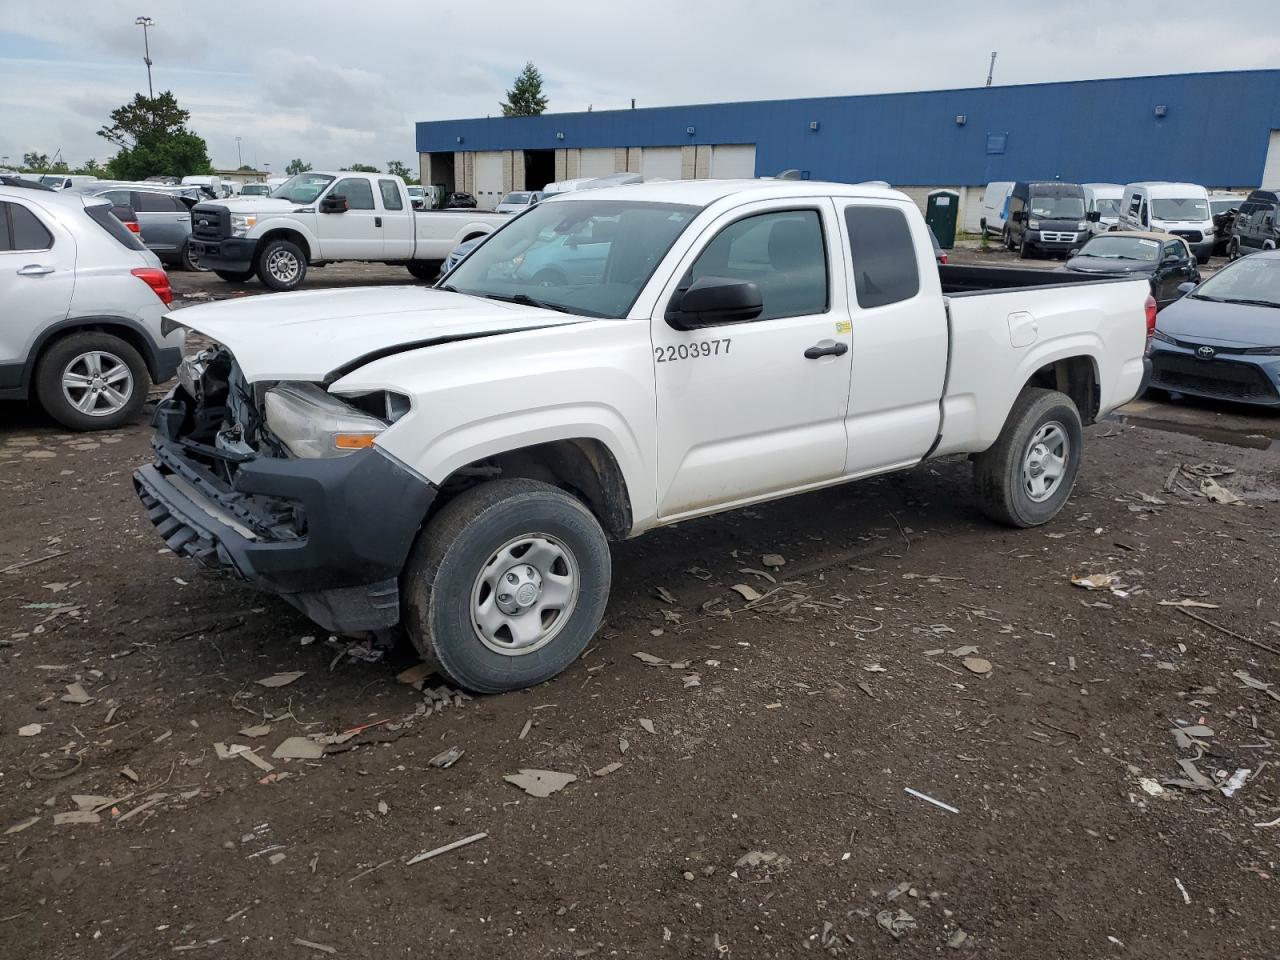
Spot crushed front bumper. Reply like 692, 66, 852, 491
133, 398, 437, 631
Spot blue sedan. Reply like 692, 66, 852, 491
1147, 250, 1280, 406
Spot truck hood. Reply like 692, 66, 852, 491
202, 198, 298, 214
167, 286, 591, 382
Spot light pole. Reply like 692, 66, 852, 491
135, 16, 155, 97
235, 136, 242, 168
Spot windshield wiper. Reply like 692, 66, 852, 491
437, 283, 457, 293
1218, 297, 1280, 309
482, 292, 574, 314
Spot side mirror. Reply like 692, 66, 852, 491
1086, 210, 1101, 222
1176, 281, 1197, 295
320, 194, 348, 213
666, 276, 763, 330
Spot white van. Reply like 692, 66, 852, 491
1117, 182, 1215, 263
180, 175, 224, 199
39, 174, 100, 191
1082, 183, 1124, 235
976, 181, 1015, 237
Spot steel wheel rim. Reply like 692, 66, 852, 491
1022, 420, 1069, 503
185, 245, 207, 272
61, 351, 132, 417
267, 249, 300, 283
470, 533, 580, 657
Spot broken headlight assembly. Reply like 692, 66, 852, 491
264, 383, 408, 459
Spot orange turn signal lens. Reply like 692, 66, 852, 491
334, 433, 378, 450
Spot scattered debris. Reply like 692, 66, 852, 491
1234, 670, 1280, 703
904, 787, 958, 814
292, 938, 337, 954
1175, 877, 1192, 905
593, 762, 622, 777
518, 718, 532, 740
1138, 778, 1166, 797
1158, 599, 1219, 609
1170, 724, 1214, 750
948, 645, 978, 657
962, 657, 993, 675
1072, 573, 1118, 591
730, 583, 763, 602
272, 737, 325, 760
120, 766, 139, 783
633, 652, 667, 665
406, 831, 488, 865
17, 723, 41, 737
876, 908, 916, 939
1198, 476, 1242, 505
655, 586, 677, 604
638, 718, 655, 734
1221, 768, 1251, 798
947, 929, 969, 948
428, 747, 464, 769
5, 816, 39, 834
238, 724, 271, 738
396, 663, 432, 689
503, 769, 576, 798
256, 671, 305, 688
761, 553, 786, 568
61, 683, 92, 704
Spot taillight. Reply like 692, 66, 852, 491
132, 267, 173, 306
939, 253, 948, 264
1144, 294, 1157, 345
125, 221, 141, 234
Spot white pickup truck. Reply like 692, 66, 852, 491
188, 171, 506, 291
135, 180, 1152, 693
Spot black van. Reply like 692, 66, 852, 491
1228, 189, 1280, 259
1003, 181, 1090, 259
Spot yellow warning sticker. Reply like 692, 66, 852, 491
835, 320, 852, 335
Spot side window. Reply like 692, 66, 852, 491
378, 180, 403, 210
685, 209, 828, 322
331, 178, 375, 210
0, 203, 10, 252
1139, 200, 1149, 225
844, 206, 921, 309
6, 202, 54, 251
1162, 241, 1183, 261
101, 190, 131, 206
1128, 193, 1142, 217
133, 191, 178, 213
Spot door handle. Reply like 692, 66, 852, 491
804, 341, 849, 359
375, 216, 383, 227
17, 264, 54, 276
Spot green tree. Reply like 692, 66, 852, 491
500, 62, 548, 117
97, 91, 212, 181
73, 158, 103, 176
237, 164, 254, 171
345, 163, 379, 173
386, 159, 415, 182
285, 158, 311, 175
22, 152, 50, 171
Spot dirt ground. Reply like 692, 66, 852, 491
3, 255, 1280, 959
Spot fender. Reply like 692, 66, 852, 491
249, 217, 320, 258
0, 315, 177, 399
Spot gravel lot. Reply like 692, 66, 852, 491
2, 250, 1279, 958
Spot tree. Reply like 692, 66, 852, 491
237, 164, 254, 171
97, 91, 212, 181
285, 158, 311, 176
73, 158, 103, 176
345, 163, 379, 173
386, 160, 415, 183
22, 152, 50, 171
500, 62, 548, 117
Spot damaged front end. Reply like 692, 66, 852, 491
133, 345, 437, 632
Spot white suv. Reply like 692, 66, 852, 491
0, 184, 185, 430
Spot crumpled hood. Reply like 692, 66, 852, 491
167, 286, 590, 382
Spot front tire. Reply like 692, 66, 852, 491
256, 238, 307, 291
402, 479, 611, 693
214, 268, 254, 282
1018, 236, 1032, 259
34, 332, 149, 431
180, 240, 208, 272
973, 388, 1083, 528
407, 260, 444, 282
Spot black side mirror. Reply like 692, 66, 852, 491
666, 276, 763, 330
1086, 210, 1101, 222
1176, 281, 1197, 295
320, 194, 348, 213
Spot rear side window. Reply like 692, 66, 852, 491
378, 180, 403, 210
133, 191, 181, 213
843, 205, 921, 309
85, 203, 147, 251
332, 178, 375, 210
1128, 193, 1141, 216
0, 201, 54, 251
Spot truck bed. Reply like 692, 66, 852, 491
939, 263, 1133, 296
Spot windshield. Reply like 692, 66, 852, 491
240, 184, 270, 196
1078, 235, 1159, 262
1151, 197, 1209, 221
271, 172, 334, 203
40, 175, 65, 187
1192, 256, 1280, 309
1094, 199, 1122, 218
500, 192, 532, 205
407, 186, 423, 196
1210, 198, 1239, 216
443, 198, 700, 318
1029, 194, 1086, 219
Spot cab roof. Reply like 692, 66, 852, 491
541, 177, 910, 208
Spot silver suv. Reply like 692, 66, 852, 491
0, 184, 185, 430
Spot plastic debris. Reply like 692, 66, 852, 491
256, 671, 305, 688
17, 723, 42, 737
638, 718, 655, 734
593, 762, 622, 777
61, 683, 92, 704
503, 769, 576, 797
406, 831, 488, 865
1138, 778, 1166, 797
428, 747, 464, 769
876, 908, 916, 939
731, 583, 763, 602
1072, 573, 1117, 590
904, 787, 958, 814
761, 554, 786, 568
962, 657, 993, 675
272, 737, 325, 760
1221, 768, 1251, 798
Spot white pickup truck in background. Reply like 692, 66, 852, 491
188, 171, 507, 290
136, 179, 1152, 694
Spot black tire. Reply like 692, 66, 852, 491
1002, 227, 1013, 251
180, 240, 208, 272
402, 479, 611, 693
1228, 239, 1241, 261
33, 332, 149, 431
1196, 253, 1210, 266
407, 260, 444, 282
1018, 237, 1032, 260
214, 268, 254, 282
255, 238, 307, 291
972, 387, 1083, 528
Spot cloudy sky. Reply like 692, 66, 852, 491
3, 0, 1279, 173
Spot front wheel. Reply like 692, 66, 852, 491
34, 332, 149, 431
1018, 236, 1032, 259
214, 268, 254, 282
180, 240, 208, 272
406, 261, 443, 282
256, 238, 307, 291
973, 388, 1083, 528
402, 479, 611, 693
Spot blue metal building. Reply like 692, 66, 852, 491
416, 70, 1280, 211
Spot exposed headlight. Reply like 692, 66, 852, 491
230, 214, 257, 237
264, 382, 385, 458
1028, 219, 1041, 230
1078, 222, 1089, 231
177, 350, 213, 397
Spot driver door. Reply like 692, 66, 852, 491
1156, 239, 1196, 307
315, 177, 382, 259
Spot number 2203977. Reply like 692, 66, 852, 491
654, 339, 732, 363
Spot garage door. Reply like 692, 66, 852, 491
1262, 130, 1280, 189
579, 148, 615, 179
710, 144, 756, 179
642, 147, 683, 181
474, 151, 504, 210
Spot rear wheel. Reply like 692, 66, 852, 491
256, 238, 307, 291
402, 479, 611, 693
1228, 238, 1242, 261
214, 268, 254, 282
34, 332, 149, 431
973, 388, 1083, 528
407, 260, 444, 282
